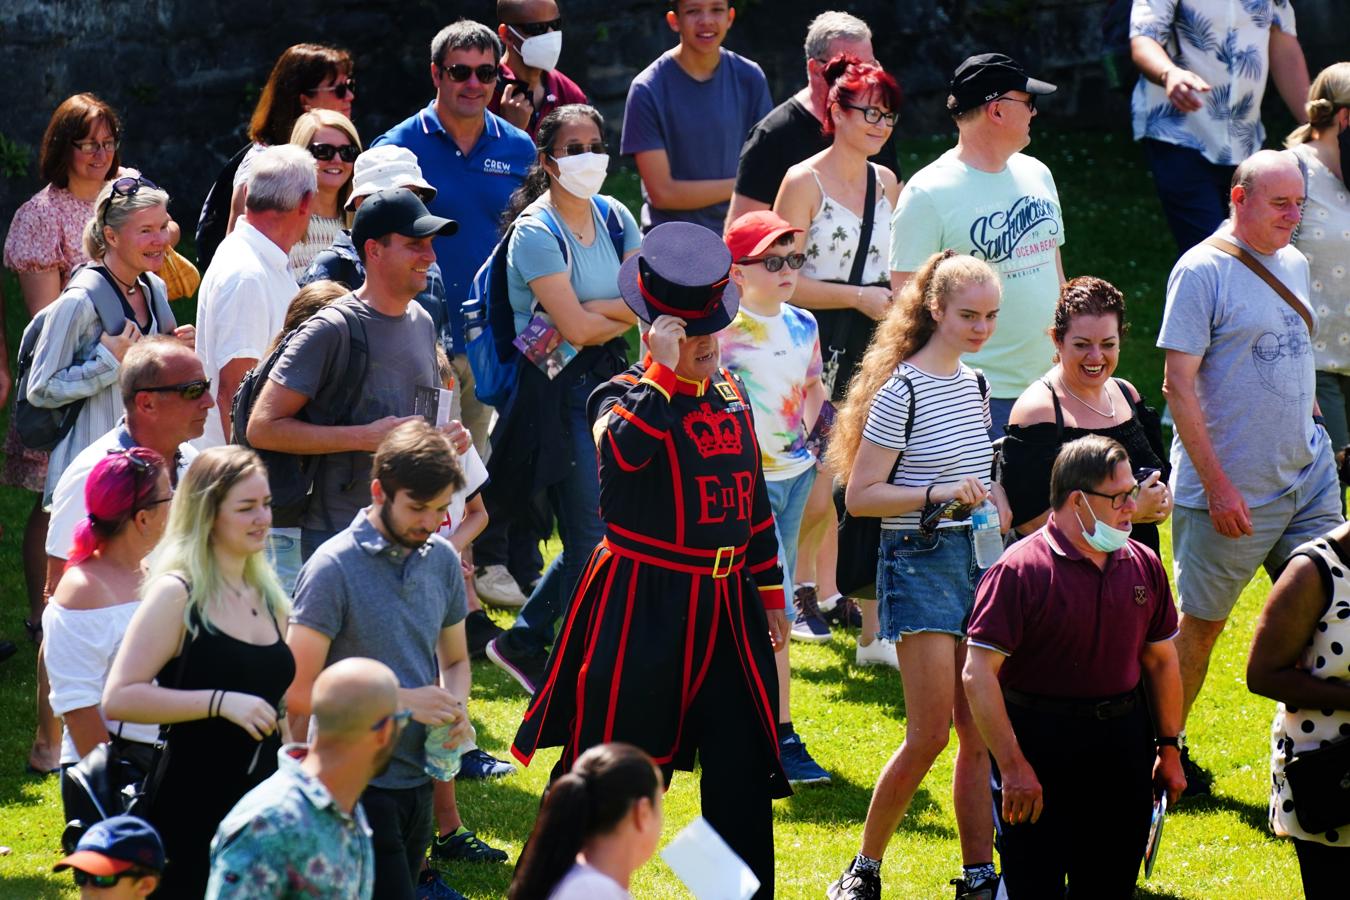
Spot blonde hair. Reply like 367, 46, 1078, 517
1286, 62, 1350, 146
82, 178, 170, 260
289, 109, 363, 219
825, 251, 1000, 480
146, 446, 289, 636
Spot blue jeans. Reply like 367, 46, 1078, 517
509, 373, 606, 654
1142, 138, 1235, 256
765, 467, 817, 622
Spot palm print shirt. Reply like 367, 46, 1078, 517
1130, 0, 1298, 165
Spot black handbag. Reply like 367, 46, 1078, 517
1284, 736, 1350, 834
833, 376, 913, 599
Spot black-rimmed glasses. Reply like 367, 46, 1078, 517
439, 63, 501, 84
307, 77, 356, 100
309, 142, 360, 163
738, 253, 807, 273
994, 94, 1036, 111
508, 17, 562, 37
841, 104, 899, 127
1082, 484, 1140, 510
136, 379, 211, 401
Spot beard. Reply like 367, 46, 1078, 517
379, 500, 430, 550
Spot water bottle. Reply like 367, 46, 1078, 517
423, 721, 465, 781
463, 296, 486, 343
971, 497, 1003, 569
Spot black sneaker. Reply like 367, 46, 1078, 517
457, 747, 515, 779
951, 875, 999, 899
1179, 746, 1213, 797
465, 609, 504, 660
486, 632, 549, 695
429, 827, 509, 864
827, 866, 881, 900
820, 595, 863, 629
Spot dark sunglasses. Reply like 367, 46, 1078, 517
552, 141, 608, 157
73, 870, 145, 887
309, 142, 360, 163
841, 104, 899, 127
137, 378, 211, 401
739, 252, 807, 272
110, 176, 159, 199
439, 63, 501, 84
307, 77, 356, 100
508, 17, 562, 37
995, 94, 1036, 111
371, 708, 414, 732
71, 138, 119, 155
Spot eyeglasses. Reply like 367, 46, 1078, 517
307, 77, 356, 100
841, 104, 899, 127
439, 63, 501, 84
71, 138, 119, 155
371, 708, 414, 732
1082, 484, 1140, 510
73, 870, 144, 887
110, 176, 159, 199
738, 253, 807, 272
551, 141, 608, 157
136, 379, 212, 401
508, 17, 562, 37
994, 94, 1036, 111
309, 142, 360, 163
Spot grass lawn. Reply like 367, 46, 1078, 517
0, 129, 1305, 896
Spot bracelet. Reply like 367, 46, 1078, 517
208, 690, 219, 718
925, 484, 937, 506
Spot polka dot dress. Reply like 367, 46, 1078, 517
1269, 538, 1350, 846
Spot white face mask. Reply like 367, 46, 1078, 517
511, 26, 563, 72
551, 152, 609, 200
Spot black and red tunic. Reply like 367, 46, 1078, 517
511, 358, 790, 797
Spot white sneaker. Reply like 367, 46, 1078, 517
855, 637, 898, 669
475, 564, 528, 609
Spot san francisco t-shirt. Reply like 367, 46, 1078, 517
890, 149, 1065, 398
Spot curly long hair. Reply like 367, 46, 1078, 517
825, 250, 1000, 480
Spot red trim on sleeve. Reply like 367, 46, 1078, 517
606, 432, 646, 472
758, 585, 786, 610
751, 516, 776, 535
641, 362, 679, 398
612, 404, 665, 440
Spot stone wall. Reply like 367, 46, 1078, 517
0, 0, 1344, 240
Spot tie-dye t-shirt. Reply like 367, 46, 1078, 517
720, 304, 823, 480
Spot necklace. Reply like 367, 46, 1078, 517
221, 578, 259, 616
1058, 375, 1116, 418
551, 202, 590, 240
104, 263, 138, 296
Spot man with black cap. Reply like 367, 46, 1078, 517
511, 221, 790, 898
54, 814, 165, 899
890, 52, 1064, 439
248, 187, 461, 559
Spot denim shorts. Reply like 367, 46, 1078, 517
877, 526, 980, 640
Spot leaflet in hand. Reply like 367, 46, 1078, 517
513, 313, 577, 379
805, 400, 836, 460
414, 385, 453, 427
660, 816, 759, 900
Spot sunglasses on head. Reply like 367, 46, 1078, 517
107, 447, 172, 510
738, 252, 807, 272
307, 76, 356, 100
137, 378, 211, 401
371, 708, 414, 732
439, 63, 501, 84
508, 17, 562, 37
110, 176, 159, 199
72, 870, 145, 888
71, 138, 119, 155
552, 141, 607, 157
309, 142, 360, 163
841, 103, 899, 127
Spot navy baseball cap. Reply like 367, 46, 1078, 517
619, 222, 740, 337
351, 187, 458, 255
54, 815, 165, 875
949, 53, 1056, 113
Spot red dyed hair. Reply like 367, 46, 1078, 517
822, 54, 903, 137
66, 448, 167, 567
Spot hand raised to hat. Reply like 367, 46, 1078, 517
648, 315, 687, 370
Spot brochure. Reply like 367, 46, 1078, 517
414, 385, 453, 428
513, 313, 577, 379
660, 816, 759, 900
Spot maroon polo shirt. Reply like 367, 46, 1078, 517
967, 519, 1179, 698
489, 65, 589, 139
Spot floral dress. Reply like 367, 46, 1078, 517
801, 164, 892, 286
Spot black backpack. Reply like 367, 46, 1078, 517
194, 143, 252, 272
13, 265, 175, 451
231, 296, 369, 528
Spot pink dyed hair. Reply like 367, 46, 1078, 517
66, 447, 167, 567
822, 54, 903, 137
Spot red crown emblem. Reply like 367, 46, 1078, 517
682, 403, 743, 458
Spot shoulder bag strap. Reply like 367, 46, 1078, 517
71, 265, 130, 335
1204, 237, 1313, 335
887, 373, 915, 483
846, 164, 878, 288
1113, 377, 1140, 418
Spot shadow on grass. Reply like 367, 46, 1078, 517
0, 874, 68, 900
780, 773, 957, 840
1172, 789, 1271, 836
1135, 885, 1187, 899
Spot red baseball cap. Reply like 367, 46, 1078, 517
725, 210, 803, 262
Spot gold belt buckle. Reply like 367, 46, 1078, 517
711, 545, 734, 579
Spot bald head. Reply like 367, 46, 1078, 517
1230, 149, 1305, 253
311, 658, 399, 742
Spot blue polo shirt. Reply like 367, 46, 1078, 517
372, 102, 535, 352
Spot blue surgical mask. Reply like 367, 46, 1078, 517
1074, 492, 1132, 553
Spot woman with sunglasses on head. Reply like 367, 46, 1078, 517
103, 446, 295, 898
44, 449, 172, 824
826, 251, 1009, 900
223, 43, 356, 237
773, 54, 903, 665
483, 104, 641, 691
286, 109, 363, 280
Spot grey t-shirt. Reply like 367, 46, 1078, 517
1156, 226, 1318, 508
290, 512, 468, 790
268, 295, 439, 531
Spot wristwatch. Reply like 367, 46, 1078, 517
1155, 735, 1180, 749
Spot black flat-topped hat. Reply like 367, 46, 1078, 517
619, 222, 740, 336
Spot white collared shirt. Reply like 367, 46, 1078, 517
194, 217, 299, 449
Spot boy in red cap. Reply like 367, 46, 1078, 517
722, 210, 833, 785
54, 815, 164, 898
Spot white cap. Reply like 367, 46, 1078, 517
346, 146, 437, 211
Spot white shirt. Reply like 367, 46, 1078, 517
435, 446, 489, 540
548, 864, 632, 900
46, 420, 198, 559
195, 217, 298, 449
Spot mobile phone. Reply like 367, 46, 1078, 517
920, 499, 962, 533
1135, 466, 1161, 484
501, 77, 534, 104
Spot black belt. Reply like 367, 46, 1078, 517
1003, 686, 1140, 721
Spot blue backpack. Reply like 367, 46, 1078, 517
464, 195, 626, 407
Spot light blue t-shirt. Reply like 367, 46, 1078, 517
505, 196, 642, 334
1156, 226, 1319, 509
